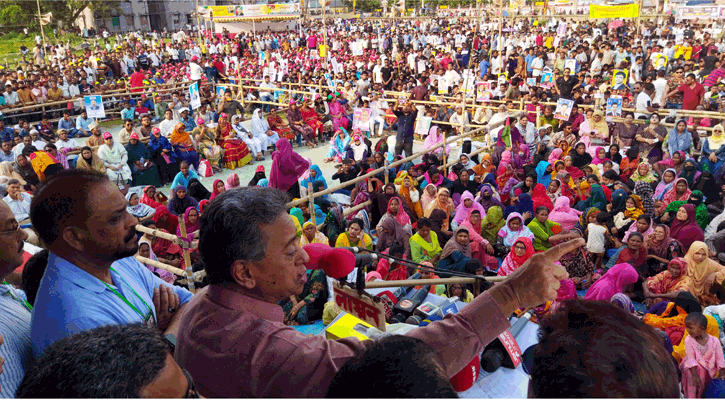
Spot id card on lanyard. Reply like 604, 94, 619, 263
103, 267, 156, 328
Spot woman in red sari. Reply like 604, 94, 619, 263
300, 98, 325, 141
216, 112, 252, 170
267, 111, 293, 142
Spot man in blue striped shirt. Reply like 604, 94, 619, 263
0, 201, 32, 398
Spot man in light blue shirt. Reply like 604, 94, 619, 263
0, 201, 32, 398
29, 170, 193, 357
75, 110, 93, 137
58, 110, 80, 138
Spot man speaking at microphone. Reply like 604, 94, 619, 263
175, 187, 584, 398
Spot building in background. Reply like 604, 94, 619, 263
76, 0, 222, 33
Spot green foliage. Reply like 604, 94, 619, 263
0, 4, 23, 27
342, 0, 382, 12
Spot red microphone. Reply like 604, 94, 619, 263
304, 243, 356, 279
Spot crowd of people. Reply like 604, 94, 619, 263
0, 9, 724, 398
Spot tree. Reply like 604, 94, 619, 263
342, 0, 381, 12
40, 0, 121, 30
0, 4, 23, 28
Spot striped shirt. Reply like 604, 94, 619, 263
0, 284, 33, 398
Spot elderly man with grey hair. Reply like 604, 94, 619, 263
174, 186, 584, 398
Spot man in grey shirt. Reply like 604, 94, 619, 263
355, 72, 370, 107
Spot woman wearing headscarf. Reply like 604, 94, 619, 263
176, 206, 201, 242
169, 123, 200, 170
225, 173, 241, 190
571, 142, 593, 169
478, 184, 503, 211
614, 112, 638, 147
664, 189, 709, 230
140, 186, 163, 209
496, 212, 535, 256
549, 197, 581, 231
683, 241, 725, 307
450, 169, 478, 206
531, 183, 554, 212
498, 237, 535, 277
324, 128, 350, 162
679, 158, 701, 189
654, 168, 677, 202
193, 117, 223, 173
694, 172, 719, 207
453, 191, 485, 228
125, 133, 161, 187
643, 258, 694, 307
563, 155, 585, 181
166, 185, 199, 216
287, 100, 317, 148
437, 228, 473, 276
151, 229, 185, 269
702, 123, 725, 173
126, 192, 156, 220
74, 147, 105, 175
577, 183, 607, 211
394, 172, 422, 220
480, 206, 505, 245
269, 138, 310, 200
300, 221, 329, 246
152, 206, 178, 236
547, 148, 564, 166
429, 208, 452, 248
424, 187, 455, 231
584, 263, 639, 302
579, 109, 609, 143
335, 218, 373, 249
495, 164, 516, 204
422, 126, 449, 157
670, 204, 705, 253
645, 223, 684, 273
663, 177, 692, 207
619, 147, 640, 183
666, 119, 693, 158
545, 179, 562, 203
301, 164, 328, 194
247, 165, 266, 187
148, 127, 180, 186
137, 237, 175, 285
534, 160, 552, 189
376, 197, 413, 255
216, 113, 252, 170
207, 179, 225, 201
186, 178, 211, 202
528, 206, 565, 251
300, 98, 324, 138
97, 134, 132, 185
614, 195, 645, 230
409, 217, 443, 265
630, 161, 658, 186
347, 182, 372, 222
328, 94, 349, 132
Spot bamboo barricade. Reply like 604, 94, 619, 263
136, 224, 183, 244
417, 140, 496, 183
287, 125, 488, 208
364, 276, 505, 289
177, 218, 196, 294
0, 81, 199, 116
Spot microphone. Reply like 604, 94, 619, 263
480, 310, 533, 373
303, 243, 356, 279
390, 285, 430, 324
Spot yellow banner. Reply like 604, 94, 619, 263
440, 5, 448, 8
588, 3, 639, 18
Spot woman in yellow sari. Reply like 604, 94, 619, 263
424, 187, 456, 231
300, 221, 329, 245
394, 171, 423, 220
169, 123, 200, 170
193, 118, 222, 173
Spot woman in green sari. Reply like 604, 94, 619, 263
662, 190, 709, 230
409, 217, 443, 265
528, 206, 578, 251
480, 206, 505, 245
576, 183, 607, 212
280, 269, 328, 325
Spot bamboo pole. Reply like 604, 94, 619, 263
418, 140, 495, 181
135, 224, 183, 244
287, 125, 488, 208
308, 181, 315, 222
135, 255, 187, 276
316, 199, 373, 230
365, 276, 505, 289
177, 218, 196, 294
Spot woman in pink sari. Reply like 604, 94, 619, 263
269, 138, 310, 200
548, 197, 581, 231
328, 93, 349, 131
422, 126, 450, 157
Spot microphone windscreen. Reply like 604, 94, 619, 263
304, 243, 333, 270
450, 355, 481, 392
320, 248, 356, 279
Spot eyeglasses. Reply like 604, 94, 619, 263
182, 369, 199, 398
0, 220, 20, 236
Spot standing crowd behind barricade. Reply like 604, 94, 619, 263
0, 13, 725, 399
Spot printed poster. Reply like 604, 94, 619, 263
351, 42, 364, 56
588, 3, 640, 18
476, 81, 491, 101
438, 80, 448, 95
541, 69, 554, 88
84, 95, 105, 119
655, 55, 668, 70
564, 59, 576, 75
416, 116, 432, 136
606, 97, 623, 117
216, 85, 225, 98
554, 98, 574, 121
189, 82, 202, 110
353, 108, 372, 131
526, 77, 536, 87
611, 69, 629, 90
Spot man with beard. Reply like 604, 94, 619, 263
28, 170, 193, 357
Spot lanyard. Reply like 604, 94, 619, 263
102, 267, 154, 323
2, 281, 32, 311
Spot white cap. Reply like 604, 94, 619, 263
89, 121, 99, 129
179, 107, 190, 113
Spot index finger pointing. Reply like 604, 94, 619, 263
542, 238, 585, 262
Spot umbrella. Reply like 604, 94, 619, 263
608, 19, 623, 29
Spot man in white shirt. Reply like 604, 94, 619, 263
55, 129, 80, 167
189, 56, 203, 84
653, 70, 667, 106
28, 131, 45, 151
531, 53, 544, 78
443, 63, 461, 88
158, 109, 177, 138
635, 83, 657, 119
259, 76, 277, 113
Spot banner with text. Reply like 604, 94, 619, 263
588, 3, 639, 18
